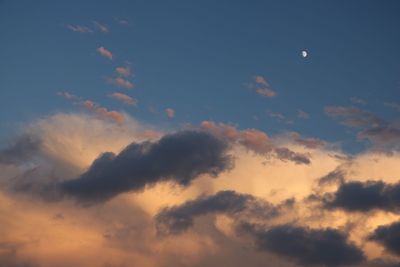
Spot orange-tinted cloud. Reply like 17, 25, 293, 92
109, 92, 137, 105
97, 46, 113, 60
255, 87, 277, 97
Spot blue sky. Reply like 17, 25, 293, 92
1, 0, 400, 151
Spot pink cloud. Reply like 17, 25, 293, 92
109, 92, 137, 105
59, 91, 125, 124
93, 21, 109, 33
109, 77, 134, 89
66, 24, 92, 33
254, 75, 268, 86
297, 109, 310, 119
115, 66, 131, 76
97, 46, 113, 60
200, 121, 310, 164
256, 88, 277, 97
165, 108, 175, 118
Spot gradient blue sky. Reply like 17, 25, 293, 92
1, 0, 400, 152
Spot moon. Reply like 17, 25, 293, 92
301, 50, 308, 58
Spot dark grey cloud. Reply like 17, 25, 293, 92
324, 181, 400, 213
318, 169, 345, 186
155, 190, 279, 235
369, 221, 400, 256
239, 223, 365, 266
62, 130, 233, 203
0, 136, 40, 165
274, 147, 311, 165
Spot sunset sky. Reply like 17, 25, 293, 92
1, 1, 400, 267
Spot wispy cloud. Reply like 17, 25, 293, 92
109, 92, 137, 105
256, 88, 277, 97
248, 75, 277, 98
115, 66, 131, 77
384, 102, 400, 111
108, 77, 134, 89
297, 109, 310, 119
93, 21, 109, 33
350, 97, 367, 105
59, 91, 125, 123
97, 46, 113, 60
326, 105, 400, 151
66, 24, 92, 33
200, 121, 310, 164
165, 108, 175, 118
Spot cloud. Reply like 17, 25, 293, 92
165, 108, 175, 118
0, 136, 41, 165
59, 91, 125, 124
62, 130, 233, 203
324, 180, 400, 213
109, 92, 137, 106
239, 223, 365, 266
325, 106, 383, 128
350, 97, 367, 105
115, 66, 131, 77
97, 46, 113, 60
384, 102, 400, 111
369, 221, 400, 256
155, 190, 279, 235
325, 106, 400, 151
201, 121, 310, 164
297, 109, 310, 119
287, 132, 325, 149
254, 75, 268, 86
109, 77, 134, 89
93, 21, 109, 33
66, 24, 92, 33
255, 88, 277, 97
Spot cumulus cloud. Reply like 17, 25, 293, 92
165, 108, 175, 118
97, 46, 113, 60
239, 223, 365, 266
3, 110, 400, 267
109, 92, 137, 105
200, 121, 310, 164
255, 88, 277, 97
62, 131, 233, 203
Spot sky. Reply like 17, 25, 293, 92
1, 1, 400, 267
